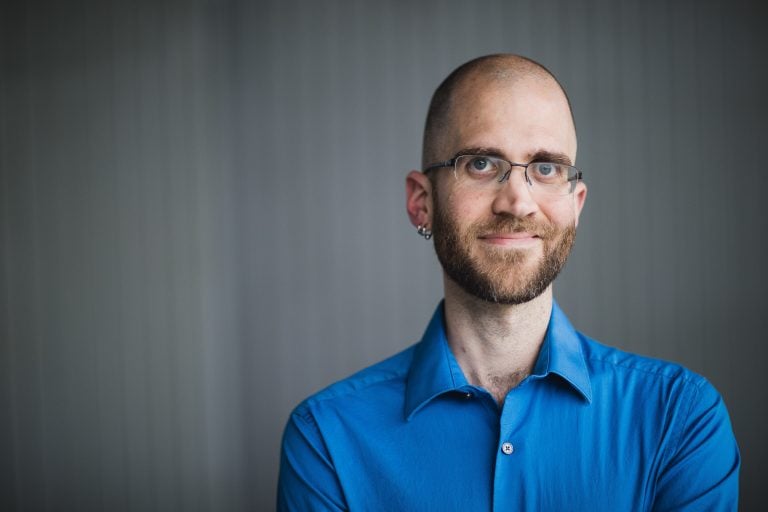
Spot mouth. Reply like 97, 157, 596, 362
478, 232, 541, 247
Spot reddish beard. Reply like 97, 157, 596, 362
432, 203, 576, 305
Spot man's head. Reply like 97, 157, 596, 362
406, 54, 587, 305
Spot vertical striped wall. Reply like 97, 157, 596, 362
2, 0, 766, 509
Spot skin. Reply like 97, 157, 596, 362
406, 67, 587, 406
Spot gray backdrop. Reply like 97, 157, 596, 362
2, 0, 767, 510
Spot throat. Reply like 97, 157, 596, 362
475, 369, 531, 406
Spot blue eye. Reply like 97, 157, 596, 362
537, 163, 555, 176
463, 156, 498, 177
472, 158, 490, 171
530, 162, 565, 183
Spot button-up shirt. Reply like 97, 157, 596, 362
278, 302, 740, 510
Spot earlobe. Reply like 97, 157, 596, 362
405, 171, 433, 229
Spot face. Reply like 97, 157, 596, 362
427, 77, 586, 305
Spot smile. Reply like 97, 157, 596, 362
478, 232, 541, 247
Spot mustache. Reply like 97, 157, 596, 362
470, 216, 559, 240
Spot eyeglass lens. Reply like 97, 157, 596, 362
454, 155, 578, 196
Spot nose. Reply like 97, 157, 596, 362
490, 168, 540, 218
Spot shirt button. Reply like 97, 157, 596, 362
501, 442, 514, 455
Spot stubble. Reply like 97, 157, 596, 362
431, 192, 576, 305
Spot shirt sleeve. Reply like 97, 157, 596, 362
277, 407, 348, 512
651, 378, 740, 511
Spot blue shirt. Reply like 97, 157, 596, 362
278, 302, 740, 511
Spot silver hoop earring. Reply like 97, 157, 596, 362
417, 224, 432, 240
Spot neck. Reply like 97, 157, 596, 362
443, 277, 553, 407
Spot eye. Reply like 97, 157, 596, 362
529, 162, 565, 183
536, 163, 556, 176
462, 156, 499, 177
471, 157, 491, 171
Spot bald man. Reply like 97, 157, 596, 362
278, 55, 739, 511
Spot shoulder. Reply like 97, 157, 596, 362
291, 343, 417, 424
577, 330, 709, 389
574, 334, 742, 510
575, 331, 738, 468
574, 330, 727, 444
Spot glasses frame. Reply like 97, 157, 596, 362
423, 154, 583, 195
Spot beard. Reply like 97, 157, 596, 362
431, 197, 576, 306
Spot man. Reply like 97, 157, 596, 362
278, 54, 740, 511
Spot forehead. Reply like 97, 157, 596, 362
447, 77, 577, 161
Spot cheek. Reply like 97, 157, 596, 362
540, 200, 578, 227
446, 188, 489, 221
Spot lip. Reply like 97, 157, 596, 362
479, 232, 541, 247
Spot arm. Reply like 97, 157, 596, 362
651, 379, 740, 511
277, 408, 348, 512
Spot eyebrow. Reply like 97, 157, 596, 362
528, 150, 573, 166
453, 147, 573, 166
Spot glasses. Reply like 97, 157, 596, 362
424, 154, 583, 197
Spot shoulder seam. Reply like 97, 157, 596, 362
586, 354, 701, 383
305, 367, 408, 406
298, 344, 417, 407
665, 378, 703, 465
293, 404, 318, 427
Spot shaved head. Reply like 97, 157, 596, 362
422, 54, 576, 169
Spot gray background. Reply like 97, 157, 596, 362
2, 0, 766, 510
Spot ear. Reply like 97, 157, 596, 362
572, 182, 587, 227
406, 170, 433, 229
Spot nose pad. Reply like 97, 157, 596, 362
490, 164, 540, 218
497, 168, 532, 186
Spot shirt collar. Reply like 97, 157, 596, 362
533, 301, 593, 403
404, 300, 592, 421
